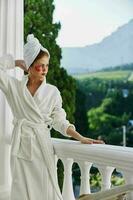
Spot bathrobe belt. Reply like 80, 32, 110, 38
11, 118, 63, 200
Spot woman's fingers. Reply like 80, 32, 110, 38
81, 137, 93, 144
84, 140, 93, 144
93, 139, 105, 144
15, 60, 28, 72
20, 61, 28, 72
80, 137, 105, 144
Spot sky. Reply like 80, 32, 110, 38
53, 0, 133, 47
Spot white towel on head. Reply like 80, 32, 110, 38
24, 34, 50, 69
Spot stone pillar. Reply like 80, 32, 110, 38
0, 0, 23, 197
62, 158, 75, 200
78, 161, 92, 195
98, 165, 114, 190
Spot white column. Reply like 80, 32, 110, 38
0, 0, 23, 197
62, 158, 75, 200
98, 165, 114, 190
78, 161, 92, 195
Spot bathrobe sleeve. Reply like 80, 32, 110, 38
51, 89, 76, 138
0, 54, 15, 94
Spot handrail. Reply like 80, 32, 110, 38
53, 138, 133, 171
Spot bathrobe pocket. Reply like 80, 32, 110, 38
17, 134, 34, 161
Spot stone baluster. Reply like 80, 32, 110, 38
78, 161, 92, 195
62, 158, 75, 200
98, 165, 114, 190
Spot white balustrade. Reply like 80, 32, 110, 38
53, 138, 133, 200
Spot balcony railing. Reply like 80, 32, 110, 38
52, 138, 133, 200
0, 138, 133, 200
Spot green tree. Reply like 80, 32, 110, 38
76, 77, 133, 146
88, 96, 131, 144
74, 78, 108, 138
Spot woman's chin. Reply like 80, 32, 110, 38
39, 75, 45, 81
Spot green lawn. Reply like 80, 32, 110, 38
73, 70, 132, 81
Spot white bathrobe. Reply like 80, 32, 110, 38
0, 54, 76, 200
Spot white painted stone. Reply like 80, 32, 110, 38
0, 0, 23, 198
97, 165, 114, 190
62, 158, 75, 200
78, 161, 92, 195
53, 139, 133, 200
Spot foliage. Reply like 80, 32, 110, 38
74, 87, 89, 135
75, 75, 133, 145
90, 172, 102, 189
111, 174, 125, 186
87, 84, 133, 144
87, 96, 130, 141
90, 172, 125, 191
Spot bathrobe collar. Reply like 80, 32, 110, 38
20, 74, 47, 121
22, 74, 46, 89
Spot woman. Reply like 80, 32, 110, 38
0, 34, 104, 200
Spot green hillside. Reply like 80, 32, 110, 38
73, 70, 132, 81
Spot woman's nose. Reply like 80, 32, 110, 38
42, 65, 47, 71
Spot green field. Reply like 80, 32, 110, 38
73, 70, 132, 81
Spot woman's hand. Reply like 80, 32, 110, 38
15, 60, 28, 72
80, 136, 105, 144
66, 127, 105, 144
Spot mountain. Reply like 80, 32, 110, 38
61, 19, 133, 74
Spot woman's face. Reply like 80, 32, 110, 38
28, 55, 49, 81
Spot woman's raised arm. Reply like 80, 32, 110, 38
0, 54, 27, 94
0, 54, 15, 94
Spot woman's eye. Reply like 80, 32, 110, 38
42, 64, 49, 68
35, 64, 41, 68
